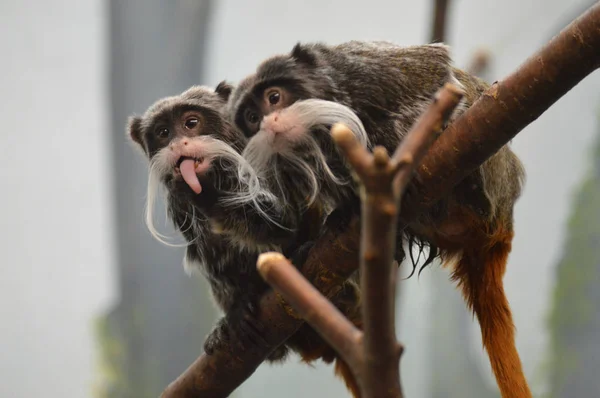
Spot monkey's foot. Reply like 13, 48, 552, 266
203, 302, 269, 355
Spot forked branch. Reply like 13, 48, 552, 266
258, 84, 464, 398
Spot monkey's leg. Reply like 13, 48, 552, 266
448, 228, 532, 398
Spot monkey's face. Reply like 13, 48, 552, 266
231, 80, 334, 206
129, 85, 246, 193
226, 45, 362, 207
229, 45, 335, 139
127, 84, 263, 216
236, 85, 300, 138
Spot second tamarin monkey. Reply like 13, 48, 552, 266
228, 41, 529, 398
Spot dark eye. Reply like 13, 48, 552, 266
245, 110, 259, 125
184, 117, 199, 130
268, 91, 281, 105
157, 127, 169, 138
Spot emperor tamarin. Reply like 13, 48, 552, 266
228, 41, 529, 398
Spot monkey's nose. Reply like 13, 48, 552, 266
182, 139, 189, 146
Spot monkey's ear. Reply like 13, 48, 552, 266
127, 116, 145, 149
290, 43, 318, 67
215, 80, 233, 101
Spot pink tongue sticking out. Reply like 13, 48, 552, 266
180, 159, 202, 194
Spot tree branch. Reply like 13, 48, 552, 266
403, 2, 600, 219
160, 3, 600, 397
430, 0, 450, 43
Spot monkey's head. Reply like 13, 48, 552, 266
227, 43, 342, 137
127, 83, 264, 243
227, 44, 365, 209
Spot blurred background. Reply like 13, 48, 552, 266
1, 0, 599, 397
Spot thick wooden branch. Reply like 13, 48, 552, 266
404, 2, 600, 217
161, 4, 600, 397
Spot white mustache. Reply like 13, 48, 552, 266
267, 99, 369, 148
241, 99, 369, 206
145, 135, 278, 247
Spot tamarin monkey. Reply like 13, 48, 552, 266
227, 41, 529, 398
125, 84, 363, 378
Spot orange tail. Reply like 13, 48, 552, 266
334, 357, 361, 398
448, 228, 531, 398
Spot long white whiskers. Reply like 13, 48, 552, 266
145, 135, 289, 246
241, 99, 367, 208
287, 99, 369, 147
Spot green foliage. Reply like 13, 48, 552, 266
92, 305, 159, 398
93, 315, 127, 398
92, 273, 218, 398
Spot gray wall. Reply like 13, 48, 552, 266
105, 0, 219, 396
0, 1, 115, 397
